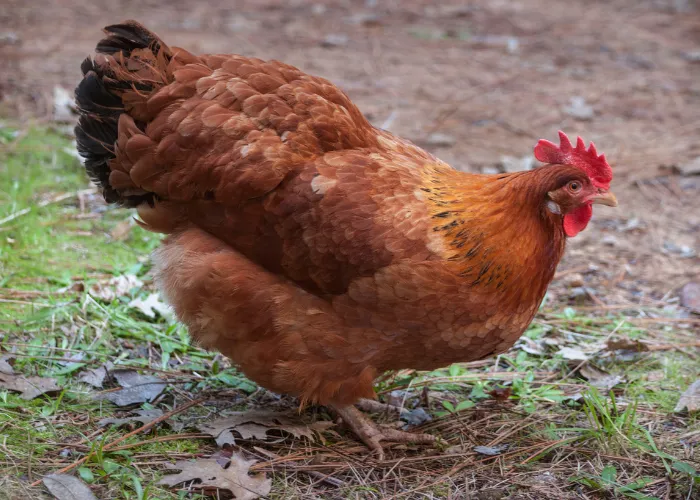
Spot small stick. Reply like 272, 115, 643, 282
30, 396, 205, 487
0, 191, 90, 227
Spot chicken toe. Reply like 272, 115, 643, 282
333, 404, 436, 460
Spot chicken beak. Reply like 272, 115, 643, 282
589, 189, 618, 207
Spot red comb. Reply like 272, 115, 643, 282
534, 131, 612, 189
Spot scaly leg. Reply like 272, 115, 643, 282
333, 404, 436, 460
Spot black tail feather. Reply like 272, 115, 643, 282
74, 21, 167, 207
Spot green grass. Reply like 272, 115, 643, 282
0, 125, 698, 499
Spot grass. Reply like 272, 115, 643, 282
0, 125, 698, 499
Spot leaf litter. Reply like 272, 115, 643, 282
578, 364, 625, 392
95, 369, 166, 406
98, 408, 165, 428
675, 379, 700, 413
128, 292, 174, 320
77, 362, 113, 388
158, 452, 271, 500
88, 274, 143, 302
0, 372, 61, 400
0, 355, 15, 374
197, 409, 333, 447
43, 473, 97, 500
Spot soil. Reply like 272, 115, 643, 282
1, 0, 699, 303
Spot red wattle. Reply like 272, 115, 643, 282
563, 203, 592, 237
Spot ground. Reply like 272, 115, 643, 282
0, 0, 699, 498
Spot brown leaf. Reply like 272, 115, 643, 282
0, 372, 61, 400
95, 370, 166, 406
43, 473, 97, 500
99, 408, 164, 428
606, 337, 649, 352
489, 387, 512, 401
198, 410, 333, 447
675, 379, 700, 413
158, 453, 271, 500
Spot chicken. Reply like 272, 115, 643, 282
75, 21, 617, 458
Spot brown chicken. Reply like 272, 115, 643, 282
75, 21, 617, 457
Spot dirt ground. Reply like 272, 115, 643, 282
2, 0, 699, 302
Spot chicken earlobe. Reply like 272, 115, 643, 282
332, 405, 436, 460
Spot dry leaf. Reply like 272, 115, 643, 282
43, 473, 97, 500
606, 337, 649, 352
89, 274, 143, 302
0, 372, 61, 400
129, 293, 174, 320
579, 365, 624, 391
675, 379, 700, 413
489, 387, 512, 400
0, 355, 15, 375
557, 347, 589, 361
474, 444, 509, 456
198, 410, 333, 447
96, 370, 166, 406
158, 453, 271, 500
99, 408, 164, 428
516, 337, 546, 355
78, 362, 113, 388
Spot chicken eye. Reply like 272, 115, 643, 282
568, 181, 582, 192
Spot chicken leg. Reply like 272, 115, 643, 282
333, 404, 436, 460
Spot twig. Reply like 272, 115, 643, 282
0, 191, 91, 227
29, 397, 206, 487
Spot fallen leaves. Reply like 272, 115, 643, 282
158, 453, 271, 500
99, 408, 164, 428
128, 293, 174, 320
0, 355, 15, 374
43, 474, 97, 500
579, 365, 625, 392
675, 379, 700, 413
89, 274, 143, 302
557, 346, 590, 361
78, 362, 113, 388
95, 370, 166, 406
198, 410, 333, 447
605, 337, 649, 353
0, 372, 61, 400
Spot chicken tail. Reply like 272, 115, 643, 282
74, 21, 172, 207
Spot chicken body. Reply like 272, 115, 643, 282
75, 23, 609, 450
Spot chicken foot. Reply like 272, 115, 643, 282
333, 404, 436, 460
